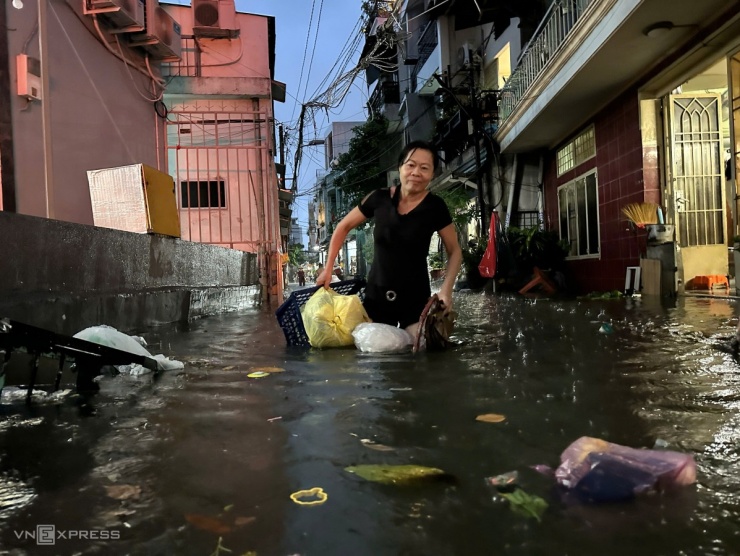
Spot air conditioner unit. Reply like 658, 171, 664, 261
457, 42, 474, 69
192, 0, 238, 37
16, 54, 41, 101
84, 0, 145, 31
129, 0, 182, 61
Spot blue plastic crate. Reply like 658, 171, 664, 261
275, 279, 366, 347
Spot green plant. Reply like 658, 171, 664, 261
436, 187, 478, 237
428, 251, 445, 270
505, 226, 569, 273
460, 238, 488, 289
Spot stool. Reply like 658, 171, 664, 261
688, 275, 730, 290
624, 266, 641, 294
519, 267, 557, 295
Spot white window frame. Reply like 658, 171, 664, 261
557, 169, 600, 260
557, 125, 596, 176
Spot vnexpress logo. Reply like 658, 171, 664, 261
15, 525, 121, 545
36, 525, 55, 545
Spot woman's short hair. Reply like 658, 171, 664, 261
397, 140, 439, 171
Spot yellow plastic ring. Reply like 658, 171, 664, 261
290, 487, 328, 506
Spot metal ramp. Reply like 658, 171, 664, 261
0, 318, 159, 403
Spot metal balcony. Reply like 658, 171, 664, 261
411, 21, 438, 92
499, 0, 594, 121
369, 79, 401, 117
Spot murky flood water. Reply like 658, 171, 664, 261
2, 293, 740, 555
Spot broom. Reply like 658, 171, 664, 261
622, 202, 659, 228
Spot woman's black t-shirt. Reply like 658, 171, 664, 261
358, 187, 452, 298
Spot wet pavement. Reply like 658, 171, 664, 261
1, 292, 740, 555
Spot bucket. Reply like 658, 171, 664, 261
646, 224, 674, 245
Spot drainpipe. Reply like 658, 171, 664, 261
39, 0, 55, 218
536, 154, 544, 228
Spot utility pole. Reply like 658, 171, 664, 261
468, 74, 487, 234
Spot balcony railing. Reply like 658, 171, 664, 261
369, 79, 401, 115
499, 0, 594, 122
161, 36, 200, 78
411, 21, 438, 92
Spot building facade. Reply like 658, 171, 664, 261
496, 0, 740, 294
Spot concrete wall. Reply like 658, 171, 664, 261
0, 212, 259, 334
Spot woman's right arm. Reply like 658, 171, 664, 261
317, 206, 367, 289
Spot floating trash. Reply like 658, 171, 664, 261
598, 323, 614, 334
360, 439, 395, 452
247, 371, 270, 378
290, 487, 328, 506
484, 470, 519, 492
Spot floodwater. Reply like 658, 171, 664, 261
1, 292, 740, 555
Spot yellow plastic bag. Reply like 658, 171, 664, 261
301, 287, 370, 348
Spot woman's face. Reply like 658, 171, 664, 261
399, 148, 434, 194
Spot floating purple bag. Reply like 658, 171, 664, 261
554, 437, 697, 502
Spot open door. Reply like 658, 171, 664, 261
666, 93, 727, 290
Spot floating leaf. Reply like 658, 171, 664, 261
476, 413, 506, 423
234, 516, 256, 527
250, 366, 285, 374
345, 464, 448, 485
104, 484, 141, 500
499, 488, 548, 522
223, 504, 234, 512
223, 366, 236, 371
185, 513, 232, 535
247, 371, 270, 378
360, 439, 395, 452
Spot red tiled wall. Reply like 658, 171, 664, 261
544, 89, 652, 293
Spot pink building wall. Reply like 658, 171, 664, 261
6, 0, 163, 225
162, 5, 280, 255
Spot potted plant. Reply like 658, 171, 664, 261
428, 251, 446, 280
459, 239, 488, 290
504, 226, 570, 289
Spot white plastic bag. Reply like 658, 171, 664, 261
352, 322, 413, 353
73, 325, 184, 373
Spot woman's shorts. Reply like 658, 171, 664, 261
362, 285, 429, 329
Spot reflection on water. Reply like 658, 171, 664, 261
1, 296, 740, 554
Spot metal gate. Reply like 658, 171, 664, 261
165, 100, 279, 254
667, 93, 727, 287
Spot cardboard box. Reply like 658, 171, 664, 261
87, 163, 180, 238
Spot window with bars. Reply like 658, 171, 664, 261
557, 126, 595, 176
180, 180, 226, 208
558, 169, 599, 258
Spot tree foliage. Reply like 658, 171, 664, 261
288, 244, 307, 267
435, 186, 478, 237
332, 117, 392, 210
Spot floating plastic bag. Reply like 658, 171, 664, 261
73, 325, 184, 373
352, 322, 413, 353
555, 436, 697, 502
301, 288, 370, 348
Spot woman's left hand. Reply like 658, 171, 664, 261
437, 289, 453, 314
